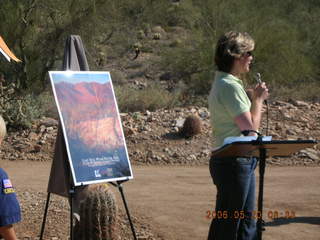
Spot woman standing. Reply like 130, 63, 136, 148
207, 31, 269, 240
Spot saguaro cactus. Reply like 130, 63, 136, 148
77, 184, 118, 240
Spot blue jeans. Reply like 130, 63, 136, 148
208, 157, 258, 240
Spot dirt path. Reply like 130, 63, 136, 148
126, 165, 320, 240
2, 161, 320, 240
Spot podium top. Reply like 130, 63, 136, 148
212, 139, 317, 158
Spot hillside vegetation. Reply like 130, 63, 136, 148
0, 0, 319, 128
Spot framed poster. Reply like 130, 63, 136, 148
49, 71, 133, 186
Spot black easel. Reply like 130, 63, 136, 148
42, 34, 90, 240
111, 180, 138, 240
212, 138, 317, 240
41, 35, 136, 239
39, 192, 51, 239
69, 186, 75, 240
39, 186, 75, 240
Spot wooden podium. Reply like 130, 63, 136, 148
212, 138, 317, 240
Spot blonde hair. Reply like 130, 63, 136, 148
0, 115, 7, 141
214, 31, 255, 73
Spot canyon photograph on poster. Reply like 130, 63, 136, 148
49, 71, 132, 185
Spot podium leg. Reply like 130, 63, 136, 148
257, 148, 266, 240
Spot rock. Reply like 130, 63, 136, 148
40, 117, 58, 127
123, 126, 136, 137
175, 118, 185, 128
137, 29, 146, 39
1, 101, 319, 174
300, 149, 319, 160
33, 144, 42, 152
137, 236, 148, 240
281, 112, 292, 120
120, 113, 129, 118
159, 72, 172, 81
274, 101, 293, 107
286, 129, 296, 135
13, 144, 29, 152
190, 108, 197, 113
39, 125, 46, 133
289, 99, 309, 108
28, 132, 39, 141
172, 152, 180, 158
198, 108, 209, 119
274, 122, 282, 131
152, 25, 166, 35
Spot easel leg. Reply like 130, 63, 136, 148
69, 187, 75, 240
257, 148, 266, 240
39, 192, 51, 240
117, 182, 138, 240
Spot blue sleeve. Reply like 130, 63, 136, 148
0, 168, 21, 226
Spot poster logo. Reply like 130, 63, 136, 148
94, 169, 101, 178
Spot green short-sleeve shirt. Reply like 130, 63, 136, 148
208, 71, 251, 147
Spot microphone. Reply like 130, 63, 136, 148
255, 73, 267, 105
255, 72, 262, 84
255, 72, 269, 136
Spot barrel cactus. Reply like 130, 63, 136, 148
180, 115, 202, 138
76, 184, 118, 240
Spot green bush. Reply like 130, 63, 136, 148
35, 91, 59, 119
1, 93, 45, 129
270, 81, 320, 102
1, 0, 320, 120
160, 0, 320, 98
0, 81, 56, 129
114, 83, 180, 112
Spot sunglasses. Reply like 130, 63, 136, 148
243, 51, 254, 57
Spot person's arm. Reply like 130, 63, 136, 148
0, 225, 18, 240
234, 82, 268, 135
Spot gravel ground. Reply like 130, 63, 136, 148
15, 187, 160, 240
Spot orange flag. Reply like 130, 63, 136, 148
0, 36, 21, 62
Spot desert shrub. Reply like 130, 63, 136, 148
1, 0, 320, 113
0, 93, 45, 129
0, 82, 57, 129
114, 83, 181, 112
110, 70, 127, 86
161, 0, 320, 99
164, 1, 200, 28
35, 91, 59, 119
188, 70, 214, 95
169, 38, 183, 47
161, 36, 215, 94
270, 81, 320, 102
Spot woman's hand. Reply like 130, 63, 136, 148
235, 82, 269, 133
253, 82, 269, 102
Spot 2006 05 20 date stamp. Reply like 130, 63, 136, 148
205, 210, 296, 220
